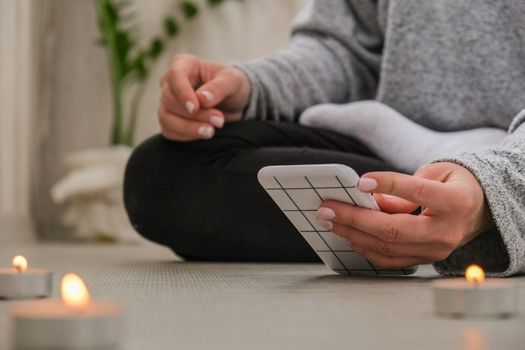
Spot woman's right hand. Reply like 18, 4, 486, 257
158, 54, 251, 141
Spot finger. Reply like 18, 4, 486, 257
331, 223, 451, 260
159, 117, 199, 142
196, 68, 241, 109
161, 83, 188, 116
158, 105, 215, 140
185, 108, 225, 129
160, 128, 194, 142
414, 163, 451, 182
166, 58, 200, 115
321, 201, 429, 243
373, 193, 419, 214
351, 246, 431, 269
161, 88, 225, 128
359, 172, 451, 210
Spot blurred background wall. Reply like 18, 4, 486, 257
0, 0, 36, 243
0, 0, 306, 241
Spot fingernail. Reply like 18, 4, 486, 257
317, 207, 336, 221
200, 90, 214, 102
198, 126, 214, 139
316, 218, 333, 230
185, 101, 195, 114
382, 194, 397, 200
358, 177, 377, 192
210, 116, 224, 128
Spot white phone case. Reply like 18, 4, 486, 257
257, 164, 418, 275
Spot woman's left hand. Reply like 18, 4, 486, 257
316, 162, 494, 268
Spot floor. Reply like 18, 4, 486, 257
0, 243, 524, 350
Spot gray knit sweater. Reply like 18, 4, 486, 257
237, 0, 525, 276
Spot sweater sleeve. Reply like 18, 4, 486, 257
234, 0, 384, 122
433, 109, 525, 277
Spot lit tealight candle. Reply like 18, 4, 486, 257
433, 264, 517, 319
0, 255, 52, 299
11, 273, 122, 349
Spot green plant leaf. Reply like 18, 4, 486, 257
127, 50, 148, 81
180, 1, 199, 19
104, 0, 119, 24
115, 30, 134, 76
149, 38, 164, 59
163, 17, 179, 37
135, 61, 147, 80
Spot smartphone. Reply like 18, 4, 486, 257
257, 164, 417, 275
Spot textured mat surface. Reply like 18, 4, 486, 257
0, 243, 524, 349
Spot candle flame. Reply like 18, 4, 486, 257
61, 273, 91, 308
12, 255, 28, 273
465, 264, 485, 285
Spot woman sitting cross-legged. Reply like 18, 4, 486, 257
124, 0, 525, 276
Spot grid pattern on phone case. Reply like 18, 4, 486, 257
263, 175, 410, 276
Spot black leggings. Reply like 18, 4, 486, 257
124, 121, 400, 262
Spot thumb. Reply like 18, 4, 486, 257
196, 70, 237, 108
374, 193, 419, 214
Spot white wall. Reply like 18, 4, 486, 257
0, 0, 306, 240
0, 0, 37, 243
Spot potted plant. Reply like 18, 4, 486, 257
51, 0, 228, 242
